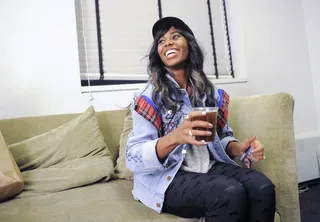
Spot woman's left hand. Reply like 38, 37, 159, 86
227, 136, 265, 163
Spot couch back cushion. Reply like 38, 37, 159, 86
0, 109, 127, 165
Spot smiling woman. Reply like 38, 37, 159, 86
125, 16, 275, 222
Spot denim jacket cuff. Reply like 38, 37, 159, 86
141, 138, 164, 170
220, 136, 239, 151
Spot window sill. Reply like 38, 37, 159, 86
210, 77, 248, 85
81, 77, 248, 93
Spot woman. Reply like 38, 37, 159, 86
126, 17, 275, 222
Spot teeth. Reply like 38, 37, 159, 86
166, 49, 176, 57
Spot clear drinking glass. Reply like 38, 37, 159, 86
191, 107, 218, 142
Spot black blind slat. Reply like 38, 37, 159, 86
158, 0, 162, 19
94, 0, 104, 80
207, 0, 219, 78
222, 0, 234, 78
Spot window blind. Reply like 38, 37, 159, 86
161, 0, 216, 77
75, 0, 233, 85
99, 0, 158, 80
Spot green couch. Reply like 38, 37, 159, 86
0, 93, 300, 222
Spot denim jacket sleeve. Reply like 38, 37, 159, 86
218, 122, 239, 151
126, 102, 166, 174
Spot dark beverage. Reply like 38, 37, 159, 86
193, 109, 217, 142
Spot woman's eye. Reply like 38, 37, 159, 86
158, 39, 164, 44
172, 34, 180, 40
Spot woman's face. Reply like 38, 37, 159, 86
157, 26, 189, 69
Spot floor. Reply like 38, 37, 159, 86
299, 182, 320, 222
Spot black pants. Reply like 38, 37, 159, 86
163, 162, 275, 222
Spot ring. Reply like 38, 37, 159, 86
188, 129, 193, 137
185, 114, 190, 120
263, 155, 266, 160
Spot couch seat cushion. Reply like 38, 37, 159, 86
0, 179, 282, 222
0, 180, 195, 222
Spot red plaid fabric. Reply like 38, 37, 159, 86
217, 89, 230, 128
134, 96, 163, 137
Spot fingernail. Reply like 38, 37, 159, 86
201, 111, 206, 115
201, 140, 208, 144
207, 131, 212, 135
208, 123, 213, 128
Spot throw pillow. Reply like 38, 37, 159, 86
0, 131, 24, 202
114, 108, 134, 180
8, 106, 114, 195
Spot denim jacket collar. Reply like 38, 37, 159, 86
165, 74, 207, 105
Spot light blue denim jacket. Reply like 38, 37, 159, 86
126, 74, 239, 213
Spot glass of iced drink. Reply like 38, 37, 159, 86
191, 107, 218, 142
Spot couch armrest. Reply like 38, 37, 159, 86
228, 93, 300, 222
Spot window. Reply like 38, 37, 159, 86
75, 0, 234, 87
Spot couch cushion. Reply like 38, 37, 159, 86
7, 106, 114, 196
8, 106, 109, 170
96, 109, 127, 164
114, 108, 134, 180
0, 179, 282, 222
0, 180, 195, 222
0, 109, 127, 166
0, 132, 24, 202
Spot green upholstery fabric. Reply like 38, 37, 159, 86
0, 180, 194, 222
114, 108, 134, 180
96, 110, 127, 165
8, 106, 109, 171
0, 109, 127, 166
6, 106, 114, 197
0, 179, 281, 222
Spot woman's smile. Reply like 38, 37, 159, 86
165, 48, 178, 58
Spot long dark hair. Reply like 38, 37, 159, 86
148, 27, 217, 111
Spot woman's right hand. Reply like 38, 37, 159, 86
169, 110, 214, 146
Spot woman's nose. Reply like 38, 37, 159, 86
165, 39, 173, 47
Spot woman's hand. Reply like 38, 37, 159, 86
227, 136, 265, 163
169, 110, 213, 146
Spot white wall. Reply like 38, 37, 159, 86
298, 0, 320, 182
226, 0, 320, 182
0, 0, 319, 181
0, 0, 134, 119
302, 0, 320, 130
224, 0, 318, 136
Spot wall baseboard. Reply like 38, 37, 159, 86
298, 177, 320, 187
295, 131, 320, 183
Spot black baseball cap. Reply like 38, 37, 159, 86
152, 17, 194, 38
